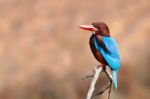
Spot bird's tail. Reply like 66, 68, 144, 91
112, 71, 118, 89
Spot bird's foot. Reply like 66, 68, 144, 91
97, 64, 105, 68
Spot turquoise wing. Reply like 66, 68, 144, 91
94, 37, 120, 71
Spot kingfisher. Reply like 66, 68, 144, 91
79, 22, 120, 89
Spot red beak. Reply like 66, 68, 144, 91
79, 25, 97, 31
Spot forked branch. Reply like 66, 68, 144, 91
86, 66, 102, 99
85, 66, 113, 99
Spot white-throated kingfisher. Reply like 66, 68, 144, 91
79, 22, 120, 89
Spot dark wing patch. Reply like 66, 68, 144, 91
95, 35, 110, 54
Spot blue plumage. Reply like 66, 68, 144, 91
94, 37, 120, 89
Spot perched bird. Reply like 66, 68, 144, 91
79, 22, 120, 89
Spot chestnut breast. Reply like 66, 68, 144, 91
89, 34, 107, 64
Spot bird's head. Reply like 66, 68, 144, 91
79, 22, 110, 37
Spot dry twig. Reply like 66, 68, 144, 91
86, 66, 102, 99
85, 66, 113, 99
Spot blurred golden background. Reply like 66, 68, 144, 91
0, 0, 150, 99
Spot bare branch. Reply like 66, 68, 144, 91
104, 67, 113, 99
86, 66, 102, 99
95, 85, 111, 96
85, 66, 113, 99
82, 75, 94, 80
108, 81, 112, 99
105, 67, 112, 80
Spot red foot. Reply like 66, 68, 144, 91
97, 64, 106, 68
101, 64, 106, 68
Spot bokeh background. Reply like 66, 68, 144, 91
0, 0, 150, 99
